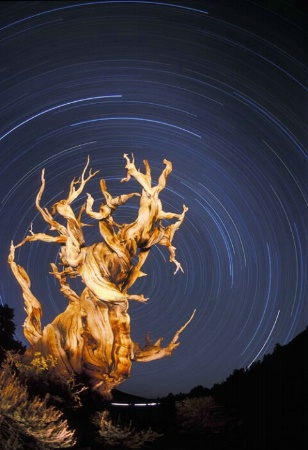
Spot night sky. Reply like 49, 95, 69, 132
0, 1, 307, 399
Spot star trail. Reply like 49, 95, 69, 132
0, 0, 307, 398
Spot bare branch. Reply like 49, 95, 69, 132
8, 243, 43, 345
132, 309, 196, 362
14, 231, 67, 249
121, 153, 153, 194
169, 308, 196, 347
36, 169, 68, 235
66, 155, 99, 204
158, 204, 188, 274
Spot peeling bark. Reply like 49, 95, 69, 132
9, 155, 193, 398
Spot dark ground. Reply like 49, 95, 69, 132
75, 327, 307, 450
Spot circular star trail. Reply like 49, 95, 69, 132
0, 1, 307, 398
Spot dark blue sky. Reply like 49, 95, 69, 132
0, 1, 307, 398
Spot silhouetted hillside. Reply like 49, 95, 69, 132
210, 326, 308, 449
111, 389, 152, 404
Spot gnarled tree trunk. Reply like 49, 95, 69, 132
8, 155, 195, 399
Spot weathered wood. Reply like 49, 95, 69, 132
9, 155, 193, 399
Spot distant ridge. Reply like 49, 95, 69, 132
110, 389, 154, 403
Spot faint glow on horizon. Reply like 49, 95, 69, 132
111, 402, 160, 406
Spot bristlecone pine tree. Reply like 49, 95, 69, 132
9, 154, 195, 399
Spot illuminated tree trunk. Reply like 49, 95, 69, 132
8, 155, 195, 399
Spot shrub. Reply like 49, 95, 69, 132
176, 396, 226, 434
93, 410, 163, 449
12, 351, 87, 410
0, 356, 76, 449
